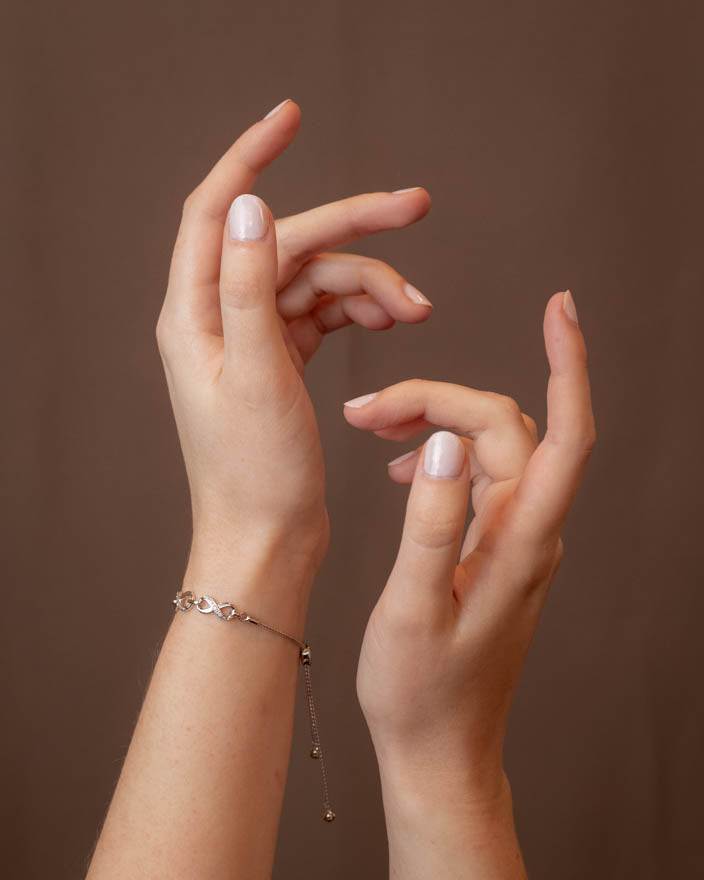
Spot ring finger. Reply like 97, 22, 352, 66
276, 253, 433, 324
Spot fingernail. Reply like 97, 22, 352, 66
263, 98, 290, 120
388, 450, 417, 467
344, 392, 378, 408
562, 289, 578, 324
392, 186, 423, 194
403, 283, 433, 307
424, 431, 465, 478
228, 194, 268, 241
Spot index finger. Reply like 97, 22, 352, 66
512, 290, 596, 542
343, 379, 536, 483
167, 99, 301, 299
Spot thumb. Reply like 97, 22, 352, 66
387, 431, 470, 619
219, 193, 289, 377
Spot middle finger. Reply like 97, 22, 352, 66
275, 188, 431, 285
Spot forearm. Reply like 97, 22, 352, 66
377, 756, 527, 880
87, 531, 320, 880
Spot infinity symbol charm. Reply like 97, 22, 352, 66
194, 595, 238, 621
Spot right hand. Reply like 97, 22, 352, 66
157, 99, 433, 590
344, 291, 595, 800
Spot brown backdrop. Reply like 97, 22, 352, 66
4, 1, 704, 877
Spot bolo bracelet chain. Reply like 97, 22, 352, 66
172, 590, 335, 823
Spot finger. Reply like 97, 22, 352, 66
166, 99, 301, 325
316, 294, 396, 331
285, 296, 395, 365
378, 413, 536, 447
512, 290, 596, 541
387, 437, 475, 484
522, 413, 539, 444
275, 188, 431, 269
343, 380, 536, 482
374, 417, 430, 441
385, 432, 470, 619
219, 194, 289, 378
386, 447, 422, 481
277, 253, 432, 323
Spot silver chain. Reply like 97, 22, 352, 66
173, 590, 335, 823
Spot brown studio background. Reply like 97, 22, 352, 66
3, 0, 704, 877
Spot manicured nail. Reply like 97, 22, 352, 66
392, 186, 423, 194
228, 194, 268, 241
403, 283, 432, 307
424, 431, 465, 478
263, 98, 290, 120
344, 392, 378, 408
562, 289, 578, 324
388, 450, 417, 467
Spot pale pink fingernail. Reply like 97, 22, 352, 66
388, 450, 417, 467
228, 194, 268, 241
562, 289, 578, 324
263, 98, 290, 120
403, 283, 432, 307
424, 431, 465, 478
344, 392, 378, 408
392, 187, 423, 194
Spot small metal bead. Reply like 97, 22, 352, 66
310, 745, 321, 759
323, 809, 336, 822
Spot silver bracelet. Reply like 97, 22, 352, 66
172, 590, 335, 823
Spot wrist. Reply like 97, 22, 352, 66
184, 515, 328, 634
376, 747, 509, 819
379, 766, 525, 880
370, 721, 507, 799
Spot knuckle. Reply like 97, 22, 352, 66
405, 377, 427, 394
496, 394, 522, 421
486, 391, 522, 422
548, 423, 596, 457
380, 377, 425, 400
358, 257, 386, 283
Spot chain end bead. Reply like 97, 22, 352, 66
324, 809, 336, 822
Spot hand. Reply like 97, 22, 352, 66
344, 291, 595, 803
156, 99, 431, 593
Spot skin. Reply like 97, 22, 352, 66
343, 290, 595, 878
86, 100, 432, 879
87, 98, 595, 879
